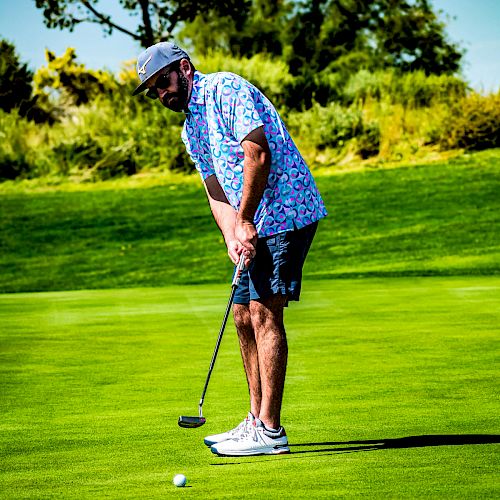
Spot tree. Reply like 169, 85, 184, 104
0, 39, 33, 113
34, 47, 117, 106
34, 0, 250, 48
282, 0, 462, 76
374, 0, 462, 74
178, 0, 289, 58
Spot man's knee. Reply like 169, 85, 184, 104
249, 294, 287, 334
234, 303, 253, 335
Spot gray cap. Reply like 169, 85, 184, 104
133, 42, 190, 96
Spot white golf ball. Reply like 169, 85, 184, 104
173, 474, 187, 487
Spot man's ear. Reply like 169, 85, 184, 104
179, 58, 192, 76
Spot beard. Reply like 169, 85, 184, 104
161, 71, 190, 112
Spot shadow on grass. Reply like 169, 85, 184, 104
211, 434, 500, 465
289, 434, 500, 454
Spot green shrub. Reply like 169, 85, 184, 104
440, 92, 500, 151
287, 103, 380, 158
0, 110, 52, 180
344, 69, 389, 103
288, 103, 362, 149
344, 69, 466, 107
194, 50, 293, 108
52, 134, 103, 175
395, 72, 467, 108
34, 48, 118, 107
357, 121, 381, 159
88, 141, 137, 181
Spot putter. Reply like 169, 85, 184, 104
178, 254, 247, 428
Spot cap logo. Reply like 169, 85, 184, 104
138, 55, 152, 75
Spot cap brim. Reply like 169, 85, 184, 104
132, 81, 147, 96
131, 64, 170, 96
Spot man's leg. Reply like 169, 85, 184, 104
249, 294, 288, 430
233, 303, 261, 418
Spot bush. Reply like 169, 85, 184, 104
52, 134, 103, 175
357, 121, 381, 159
395, 72, 467, 108
287, 102, 380, 158
0, 110, 52, 180
34, 48, 118, 107
440, 92, 500, 151
344, 69, 390, 104
194, 50, 293, 108
89, 141, 137, 181
344, 69, 467, 107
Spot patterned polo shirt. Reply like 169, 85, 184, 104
181, 71, 327, 237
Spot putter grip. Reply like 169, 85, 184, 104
231, 254, 247, 288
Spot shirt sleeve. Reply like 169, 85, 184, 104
182, 121, 215, 181
212, 73, 264, 143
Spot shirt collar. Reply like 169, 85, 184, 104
187, 71, 206, 110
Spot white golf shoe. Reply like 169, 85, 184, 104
204, 412, 255, 447
210, 418, 290, 456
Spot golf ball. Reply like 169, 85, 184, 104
173, 474, 187, 487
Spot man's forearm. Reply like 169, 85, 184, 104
208, 196, 237, 244
238, 160, 270, 224
238, 128, 271, 224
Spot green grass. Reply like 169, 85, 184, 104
1, 278, 499, 498
1, 150, 499, 293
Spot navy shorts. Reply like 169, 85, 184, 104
233, 221, 318, 305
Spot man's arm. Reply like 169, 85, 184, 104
236, 126, 272, 264
204, 174, 241, 264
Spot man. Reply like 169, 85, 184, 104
133, 42, 327, 457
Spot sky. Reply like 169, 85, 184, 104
0, 0, 499, 91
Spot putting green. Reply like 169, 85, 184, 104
1, 278, 499, 498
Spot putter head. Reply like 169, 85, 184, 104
178, 416, 206, 428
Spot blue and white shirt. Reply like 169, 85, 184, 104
181, 71, 327, 237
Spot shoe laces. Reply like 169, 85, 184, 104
229, 416, 250, 437
234, 421, 260, 443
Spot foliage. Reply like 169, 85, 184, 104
35, 1, 463, 79
224, 0, 289, 57
195, 50, 293, 108
343, 69, 467, 107
440, 92, 500, 151
0, 110, 52, 180
0, 39, 33, 114
34, 0, 250, 47
34, 48, 118, 106
281, 0, 462, 77
0, 36, 496, 182
33, 0, 465, 111
287, 102, 380, 159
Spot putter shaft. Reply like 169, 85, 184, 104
178, 255, 246, 428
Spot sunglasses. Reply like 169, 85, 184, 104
145, 69, 176, 99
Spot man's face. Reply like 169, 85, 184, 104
146, 64, 190, 112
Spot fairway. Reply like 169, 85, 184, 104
1, 278, 499, 498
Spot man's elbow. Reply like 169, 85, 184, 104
258, 148, 272, 169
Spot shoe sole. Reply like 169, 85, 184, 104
211, 446, 290, 457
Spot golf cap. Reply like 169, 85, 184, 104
133, 42, 190, 96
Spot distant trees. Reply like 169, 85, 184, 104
34, 0, 250, 48
33, 0, 463, 110
34, 48, 117, 106
282, 0, 462, 76
179, 0, 462, 76
0, 40, 33, 113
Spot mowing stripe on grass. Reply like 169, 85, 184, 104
1, 278, 498, 498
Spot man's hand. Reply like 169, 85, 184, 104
226, 238, 245, 265
235, 219, 257, 267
